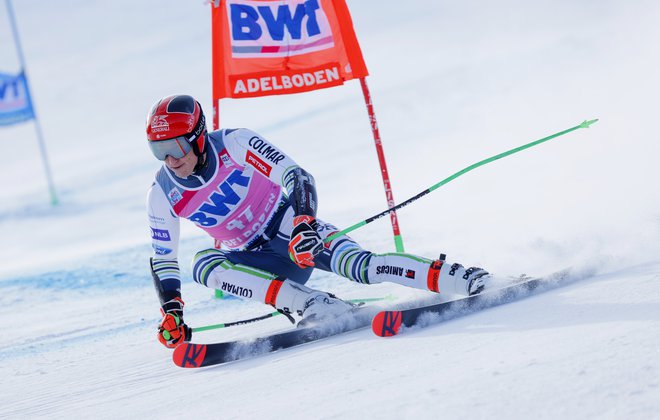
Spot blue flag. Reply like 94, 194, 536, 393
0, 71, 35, 126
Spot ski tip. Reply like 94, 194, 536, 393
371, 311, 403, 337
173, 342, 207, 368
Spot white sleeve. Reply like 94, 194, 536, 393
223, 128, 299, 187
147, 182, 181, 260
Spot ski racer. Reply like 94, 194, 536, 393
146, 94, 490, 348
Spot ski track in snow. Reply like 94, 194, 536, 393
4, 263, 660, 419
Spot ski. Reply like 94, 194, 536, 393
372, 269, 574, 337
173, 269, 579, 366
173, 306, 375, 368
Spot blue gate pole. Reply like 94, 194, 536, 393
6, 0, 58, 205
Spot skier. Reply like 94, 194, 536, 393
147, 94, 489, 348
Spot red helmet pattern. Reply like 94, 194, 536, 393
146, 95, 207, 156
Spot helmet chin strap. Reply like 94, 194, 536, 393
193, 151, 208, 174
192, 132, 208, 174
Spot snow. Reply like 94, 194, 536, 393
2, 0, 660, 418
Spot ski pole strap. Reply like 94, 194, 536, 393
324, 119, 598, 243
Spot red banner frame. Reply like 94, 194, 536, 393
210, 0, 405, 252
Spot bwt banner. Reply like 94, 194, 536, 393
212, 0, 368, 100
0, 71, 34, 126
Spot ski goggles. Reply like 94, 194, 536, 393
148, 136, 193, 161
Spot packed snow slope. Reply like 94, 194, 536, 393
1, 0, 659, 418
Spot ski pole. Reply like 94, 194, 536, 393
192, 295, 396, 333
324, 119, 599, 243
193, 311, 283, 332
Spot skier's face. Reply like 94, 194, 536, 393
164, 149, 197, 178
